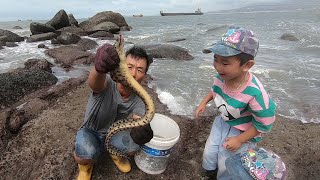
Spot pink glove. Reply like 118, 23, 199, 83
94, 43, 120, 73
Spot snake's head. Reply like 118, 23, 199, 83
114, 34, 124, 54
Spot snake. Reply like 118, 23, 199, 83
105, 35, 155, 157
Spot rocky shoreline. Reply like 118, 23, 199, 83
0, 71, 319, 179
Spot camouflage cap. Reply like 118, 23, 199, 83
205, 26, 259, 57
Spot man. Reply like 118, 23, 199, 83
74, 41, 154, 180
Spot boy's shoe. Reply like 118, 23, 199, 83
110, 154, 131, 173
77, 164, 93, 180
200, 168, 218, 180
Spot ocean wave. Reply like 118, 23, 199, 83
127, 34, 152, 40
278, 111, 320, 124
156, 88, 192, 116
0, 62, 13, 72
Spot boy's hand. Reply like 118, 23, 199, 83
223, 136, 242, 152
195, 104, 206, 119
95, 43, 120, 73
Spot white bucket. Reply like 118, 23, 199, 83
134, 113, 180, 174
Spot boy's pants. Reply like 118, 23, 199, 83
202, 116, 256, 179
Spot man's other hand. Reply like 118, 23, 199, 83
130, 124, 153, 145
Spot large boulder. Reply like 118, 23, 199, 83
89, 22, 120, 34
76, 38, 98, 51
56, 32, 81, 45
0, 29, 24, 43
30, 22, 56, 35
0, 70, 58, 108
79, 11, 128, 32
44, 45, 94, 66
88, 31, 114, 38
142, 44, 194, 60
68, 13, 79, 27
56, 26, 88, 36
26, 32, 59, 42
46, 9, 70, 30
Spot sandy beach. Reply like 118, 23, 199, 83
0, 75, 319, 180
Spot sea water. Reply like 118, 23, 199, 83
0, 3, 319, 123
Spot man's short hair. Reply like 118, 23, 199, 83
126, 46, 153, 72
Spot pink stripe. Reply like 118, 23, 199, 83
233, 122, 252, 131
253, 75, 269, 109
249, 98, 263, 111
252, 114, 275, 125
233, 93, 252, 103
214, 77, 224, 89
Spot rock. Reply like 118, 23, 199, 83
46, 9, 70, 30
56, 32, 81, 45
79, 11, 128, 32
280, 33, 299, 41
44, 45, 94, 66
5, 42, 18, 47
0, 29, 24, 42
24, 59, 53, 73
12, 26, 22, 29
37, 43, 47, 49
76, 38, 98, 51
7, 98, 49, 133
120, 26, 131, 31
142, 44, 194, 60
89, 22, 120, 34
56, 26, 87, 36
166, 38, 186, 43
51, 38, 60, 45
30, 22, 56, 35
26, 32, 59, 42
68, 13, 79, 27
202, 49, 212, 54
0, 70, 58, 107
88, 31, 114, 38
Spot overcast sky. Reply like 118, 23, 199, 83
0, 0, 303, 21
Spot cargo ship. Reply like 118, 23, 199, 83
133, 14, 143, 17
160, 8, 204, 16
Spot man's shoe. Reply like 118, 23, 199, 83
110, 154, 131, 173
77, 164, 93, 180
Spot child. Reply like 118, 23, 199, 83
195, 26, 276, 179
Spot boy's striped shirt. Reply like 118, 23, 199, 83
212, 72, 276, 142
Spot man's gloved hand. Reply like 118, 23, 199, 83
130, 124, 153, 145
95, 43, 120, 73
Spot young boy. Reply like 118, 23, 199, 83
195, 27, 276, 179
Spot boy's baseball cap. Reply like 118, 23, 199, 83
205, 26, 259, 57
